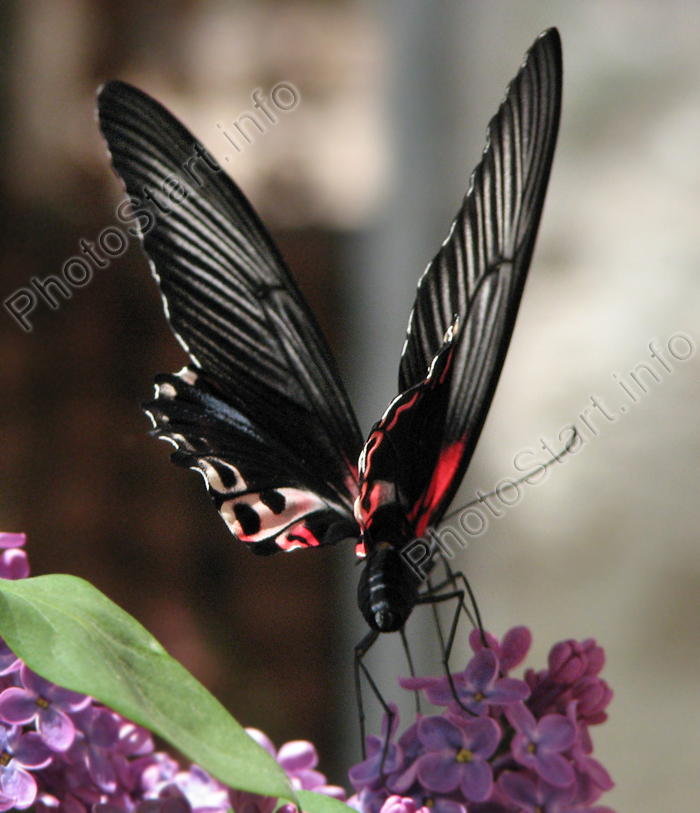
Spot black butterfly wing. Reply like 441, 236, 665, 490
144, 369, 359, 554
359, 29, 562, 540
97, 81, 363, 551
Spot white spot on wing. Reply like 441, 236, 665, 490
156, 382, 178, 399
159, 436, 179, 450
222, 488, 328, 542
176, 368, 198, 385
197, 458, 246, 494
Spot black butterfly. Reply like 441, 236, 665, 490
97, 29, 561, 641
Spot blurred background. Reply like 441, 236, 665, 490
1, 1, 700, 809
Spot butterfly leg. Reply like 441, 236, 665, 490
416, 586, 472, 715
354, 629, 382, 759
416, 565, 486, 714
439, 556, 487, 644
399, 625, 421, 716
355, 627, 412, 768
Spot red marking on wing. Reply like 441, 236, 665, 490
385, 391, 420, 432
279, 522, 321, 551
357, 431, 381, 520
366, 482, 385, 517
355, 540, 367, 558
409, 439, 466, 538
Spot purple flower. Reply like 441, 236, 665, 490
548, 640, 604, 683
276, 739, 333, 796
402, 651, 529, 715
357, 787, 467, 813
0, 722, 53, 810
467, 804, 511, 813
132, 790, 193, 813
246, 728, 347, 801
106, 720, 157, 794
507, 702, 576, 788
276, 739, 326, 790
33, 792, 61, 813
0, 548, 29, 581
0, 665, 90, 751
167, 765, 230, 813
468, 627, 532, 674
67, 706, 121, 793
0, 640, 20, 677
349, 708, 402, 792
399, 716, 500, 803
409, 792, 467, 813
227, 786, 276, 813
383, 718, 424, 793
350, 738, 399, 792
566, 733, 614, 809
348, 787, 391, 813
499, 771, 576, 813
132, 751, 180, 797
115, 720, 154, 758
0, 534, 26, 549
570, 676, 612, 726
526, 638, 612, 727
35, 745, 103, 812
378, 795, 431, 813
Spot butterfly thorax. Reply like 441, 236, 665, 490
352, 339, 460, 632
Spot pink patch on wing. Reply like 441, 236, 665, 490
409, 439, 466, 538
223, 488, 328, 543
278, 522, 321, 551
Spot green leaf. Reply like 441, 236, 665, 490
0, 575, 296, 804
297, 791, 355, 813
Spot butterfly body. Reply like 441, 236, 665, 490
358, 544, 421, 633
97, 29, 562, 637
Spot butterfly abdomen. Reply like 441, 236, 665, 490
357, 542, 421, 633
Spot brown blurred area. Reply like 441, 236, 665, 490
0, 0, 385, 783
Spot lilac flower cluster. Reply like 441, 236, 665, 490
348, 627, 614, 813
0, 533, 345, 813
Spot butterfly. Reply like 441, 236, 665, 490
97, 28, 561, 640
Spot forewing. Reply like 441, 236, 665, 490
97, 81, 363, 541
397, 29, 562, 530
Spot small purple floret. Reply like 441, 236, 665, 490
350, 706, 403, 792
507, 702, 576, 788
403, 650, 529, 715
0, 665, 90, 751
469, 626, 532, 674
245, 727, 346, 800
378, 795, 431, 813
499, 771, 576, 813
0, 549, 29, 581
0, 723, 53, 810
411, 715, 499, 802
0, 639, 20, 677
0, 534, 26, 549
